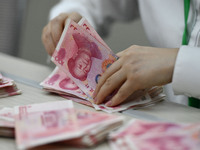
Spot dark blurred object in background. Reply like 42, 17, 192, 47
0, 0, 26, 56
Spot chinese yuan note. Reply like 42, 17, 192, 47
0, 77, 14, 88
52, 19, 117, 99
0, 107, 14, 128
109, 120, 200, 150
40, 67, 89, 100
61, 95, 93, 107
78, 18, 111, 51
0, 74, 21, 98
14, 101, 81, 150
0, 84, 22, 98
0, 107, 15, 137
75, 109, 123, 132
0, 73, 2, 83
14, 100, 124, 149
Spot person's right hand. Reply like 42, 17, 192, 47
42, 12, 82, 56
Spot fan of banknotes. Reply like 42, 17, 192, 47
0, 100, 123, 149
40, 18, 165, 113
109, 120, 200, 150
0, 72, 21, 98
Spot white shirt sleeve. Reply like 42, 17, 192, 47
49, 0, 139, 36
172, 46, 200, 99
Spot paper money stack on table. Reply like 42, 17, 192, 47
1, 102, 200, 150
0, 101, 123, 149
109, 120, 200, 150
41, 18, 165, 113
0, 72, 21, 98
0, 107, 15, 137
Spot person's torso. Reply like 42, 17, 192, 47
138, 0, 200, 48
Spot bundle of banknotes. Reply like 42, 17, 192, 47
0, 107, 15, 137
40, 18, 165, 113
0, 100, 123, 149
0, 72, 21, 98
109, 120, 200, 150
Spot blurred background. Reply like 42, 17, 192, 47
0, 0, 150, 66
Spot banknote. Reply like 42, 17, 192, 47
52, 18, 117, 99
61, 95, 93, 107
14, 100, 124, 149
0, 73, 2, 83
0, 74, 14, 85
0, 107, 15, 137
42, 18, 113, 103
0, 77, 14, 88
75, 109, 123, 132
0, 107, 14, 128
14, 101, 79, 150
40, 67, 89, 100
42, 72, 164, 113
93, 93, 152, 113
42, 74, 164, 113
15, 109, 123, 148
110, 120, 184, 139
78, 18, 112, 51
69, 109, 123, 147
93, 87, 165, 113
0, 83, 22, 98
109, 119, 200, 150
110, 133, 200, 150
0, 74, 21, 98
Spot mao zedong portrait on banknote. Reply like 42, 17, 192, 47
68, 33, 102, 82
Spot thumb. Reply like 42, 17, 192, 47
116, 51, 124, 57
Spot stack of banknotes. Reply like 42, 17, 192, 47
0, 100, 123, 149
109, 120, 200, 150
40, 18, 165, 113
0, 72, 21, 98
2, 102, 200, 150
0, 107, 15, 137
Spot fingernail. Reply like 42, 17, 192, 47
92, 91, 96, 98
105, 101, 112, 107
93, 98, 97, 104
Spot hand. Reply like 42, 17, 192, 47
41, 12, 82, 56
93, 45, 179, 106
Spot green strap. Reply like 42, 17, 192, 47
182, 0, 190, 45
189, 97, 200, 108
182, 0, 200, 108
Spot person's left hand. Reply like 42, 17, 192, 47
93, 45, 179, 107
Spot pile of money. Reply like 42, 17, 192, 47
0, 107, 15, 137
0, 72, 21, 98
0, 100, 123, 149
109, 120, 200, 150
41, 18, 165, 113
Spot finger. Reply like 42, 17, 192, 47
105, 80, 137, 107
93, 59, 122, 98
116, 48, 129, 57
126, 89, 148, 102
42, 25, 56, 56
68, 12, 82, 23
50, 17, 66, 47
116, 51, 124, 57
95, 70, 126, 105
